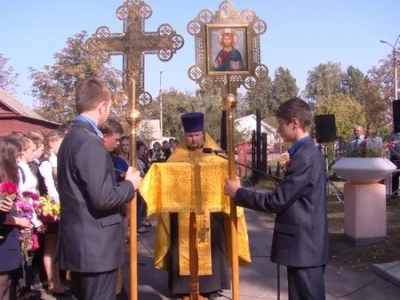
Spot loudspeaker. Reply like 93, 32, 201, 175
393, 100, 400, 133
315, 114, 336, 143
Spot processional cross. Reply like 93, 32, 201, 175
87, 1, 184, 300
87, 0, 184, 106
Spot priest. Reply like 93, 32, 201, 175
140, 112, 251, 300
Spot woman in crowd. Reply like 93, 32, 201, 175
0, 137, 32, 300
38, 131, 70, 296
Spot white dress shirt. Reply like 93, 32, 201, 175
18, 161, 42, 228
38, 155, 59, 202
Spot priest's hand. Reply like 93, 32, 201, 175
126, 167, 142, 191
224, 177, 241, 198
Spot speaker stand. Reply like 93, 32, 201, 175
322, 143, 343, 203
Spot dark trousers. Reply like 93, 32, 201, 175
391, 160, 400, 194
287, 265, 326, 300
70, 269, 118, 300
32, 234, 46, 283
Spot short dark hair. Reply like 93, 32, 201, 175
8, 131, 24, 141
99, 117, 124, 136
275, 97, 312, 130
75, 78, 110, 114
59, 121, 73, 133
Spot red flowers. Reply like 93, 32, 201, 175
22, 191, 39, 201
0, 181, 18, 199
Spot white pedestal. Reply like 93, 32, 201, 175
344, 182, 387, 246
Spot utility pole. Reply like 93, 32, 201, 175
380, 35, 400, 100
159, 70, 163, 138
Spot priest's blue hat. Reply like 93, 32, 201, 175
181, 112, 204, 133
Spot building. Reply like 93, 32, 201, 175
235, 114, 277, 144
0, 88, 60, 136
137, 119, 176, 147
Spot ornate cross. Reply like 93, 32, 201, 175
87, 0, 184, 106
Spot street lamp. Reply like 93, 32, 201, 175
159, 70, 163, 138
380, 35, 400, 100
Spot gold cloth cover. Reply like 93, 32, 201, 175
139, 133, 251, 275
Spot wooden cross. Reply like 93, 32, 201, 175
87, 0, 184, 106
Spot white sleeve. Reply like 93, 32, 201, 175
49, 156, 58, 168
39, 161, 59, 202
29, 201, 43, 228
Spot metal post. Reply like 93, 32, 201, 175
159, 70, 163, 138
223, 93, 240, 300
126, 79, 141, 300
394, 49, 398, 100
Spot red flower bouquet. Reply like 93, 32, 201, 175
0, 180, 18, 205
0, 181, 19, 239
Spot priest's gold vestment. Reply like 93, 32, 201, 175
139, 133, 251, 276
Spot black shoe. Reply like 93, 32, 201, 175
202, 292, 219, 300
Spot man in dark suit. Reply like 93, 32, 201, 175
224, 98, 329, 300
55, 78, 142, 300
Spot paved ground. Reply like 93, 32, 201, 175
37, 208, 400, 299
122, 209, 400, 300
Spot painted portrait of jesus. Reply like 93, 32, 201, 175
209, 28, 247, 73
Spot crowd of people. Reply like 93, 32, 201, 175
1, 77, 331, 300
0, 127, 70, 299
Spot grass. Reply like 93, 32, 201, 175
255, 178, 400, 272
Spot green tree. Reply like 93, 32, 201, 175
271, 66, 299, 109
29, 31, 124, 123
305, 62, 343, 101
315, 93, 366, 140
368, 49, 400, 104
243, 76, 272, 118
0, 53, 19, 95
340, 65, 366, 101
138, 120, 155, 146
359, 80, 389, 136
143, 88, 246, 144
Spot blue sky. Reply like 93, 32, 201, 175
0, 0, 399, 108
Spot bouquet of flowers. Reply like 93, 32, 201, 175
0, 180, 18, 207
33, 195, 60, 223
19, 229, 39, 261
0, 181, 19, 239
279, 151, 290, 169
346, 137, 397, 158
15, 191, 40, 260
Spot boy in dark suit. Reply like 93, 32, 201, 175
224, 98, 329, 300
56, 78, 142, 300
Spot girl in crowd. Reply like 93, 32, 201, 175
17, 136, 44, 298
114, 138, 152, 237
38, 131, 70, 296
0, 137, 32, 300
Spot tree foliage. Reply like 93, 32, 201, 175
29, 31, 125, 124
367, 48, 399, 107
0, 53, 19, 95
244, 76, 272, 118
340, 65, 366, 101
315, 93, 366, 140
20, 27, 398, 145
359, 80, 390, 137
305, 62, 342, 101
271, 66, 299, 110
141, 88, 246, 144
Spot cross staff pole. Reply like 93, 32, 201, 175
126, 79, 141, 300
223, 93, 240, 300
